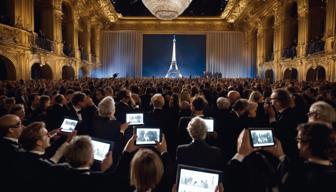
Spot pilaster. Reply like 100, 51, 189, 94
297, 0, 309, 57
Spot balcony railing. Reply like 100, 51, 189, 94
34, 36, 54, 52
282, 47, 297, 59
0, 15, 11, 26
307, 39, 325, 55
63, 44, 74, 57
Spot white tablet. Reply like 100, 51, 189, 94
203, 118, 214, 132
126, 113, 144, 125
60, 118, 78, 133
176, 164, 222, 192
135, 127, 161, 145
91, 138, 114, 161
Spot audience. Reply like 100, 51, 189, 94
0, 77, 335, 192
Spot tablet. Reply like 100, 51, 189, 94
135, 127, 161, 145
249, 128, 275, 148
91, 138, 114, 161
176, 164, 222, 192
60, 118, 78, 133
126, 113, 144, 125
203, 118, 214, 132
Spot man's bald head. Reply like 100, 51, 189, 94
0, 114, 23, 138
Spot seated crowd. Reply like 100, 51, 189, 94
0, 78, 336, 192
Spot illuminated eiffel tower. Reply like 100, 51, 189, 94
165, 35, 182, 78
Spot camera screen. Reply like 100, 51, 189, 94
91, 140, 111, 161
177, 165, 221, 192
60, 118, 78, 133
126, 113, 144, 125
250, 129, 275, 148
203, 119, 214, 132
136, 128, 161, 145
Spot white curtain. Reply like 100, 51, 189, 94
96, 31, 142, 78
206, 32, 253, 78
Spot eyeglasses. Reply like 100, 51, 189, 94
8, 121, 22, 129
307, 111, 318, 117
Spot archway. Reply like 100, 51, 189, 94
283, 68, 298, 80
62, 65, 75, 80
307, 0, 326, 54
31, 63, 53, 80
265, 69, 274, 82
306, 66, 326, 81
0, 55, 16, 80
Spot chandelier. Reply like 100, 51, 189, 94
142, 0, 192, 20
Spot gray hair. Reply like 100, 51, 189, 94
309, 101, 336, 123
151, 93, 165, 108
187, 117, 207, 141
98, 96, 115, 118
216, 97, 231, 110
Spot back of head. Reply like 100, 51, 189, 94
151, 93, 165, 109
19, 122, 45, 151
249, 91, 263, 103
232, 99, 249, 112
71, 92, 86, 106
191, 95, 208, 111
131, 149, 164, 192
309, 101, 336, 123
64, 136, 93, 168
216, 97, 230, 110
297, 122, 336, 160
187, 116, 207, 141
227, 90, 241, 104
97, 96, 115, 118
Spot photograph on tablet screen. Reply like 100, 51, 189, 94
250, 129, 275, 148
203, 119, 214, 132
136, 128, 160, 145
60, 118, 78, 133
126, 113, 144, 125
177, 165, 221, 192
91, 139, 112, 161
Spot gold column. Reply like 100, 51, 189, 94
273, 5, 285, 80
324, 0, 336, 53
52, 0, 63, 55
73, 15, 80, 60
84, 20, 92, 63
297, 0, 309, 58
94, 23, 102, 65
13, 0, 34, 32
256, 22, 265, 78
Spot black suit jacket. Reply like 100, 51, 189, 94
270, 108, 298, 159
46, 104, 68, 130
115, 101, 133, 123
176, 140, 224, 171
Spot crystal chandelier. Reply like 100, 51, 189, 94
142, 0, 192, 20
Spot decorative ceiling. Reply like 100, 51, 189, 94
111, 0, 228, 17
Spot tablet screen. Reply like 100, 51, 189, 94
91, 139, 112, 161
177, 165, 221, 192
136, 128, 161, 145
250, 129, 275, 148
203, 119, 214, 132
60, 118, 78, 133
126, 113, 144, 125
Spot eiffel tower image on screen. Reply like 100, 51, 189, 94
165, 35, 182, 78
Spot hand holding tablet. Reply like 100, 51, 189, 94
135, 127, 161, 146
126, 113, 144, 125
91, 138, 114, 161
248, 128, 275, 148
202, 118, 214, 133
60, 118, 78, 133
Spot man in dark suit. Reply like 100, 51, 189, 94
115, 89, 134, 123
46, 94, 68, 130
265, 88, 298, 159
176, 116, 224, 171
0, 114, 24, 188
66, 91, 87, 121
177, 95, 209, 146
